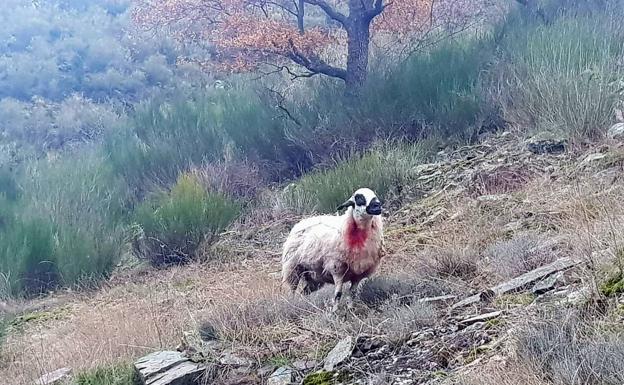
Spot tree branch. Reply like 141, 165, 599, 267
264, 86, 302, 126
303, 0, 348, 26
365, 0, 388, 19
287, 39, 347, 80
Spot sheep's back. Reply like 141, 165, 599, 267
282, 215, 344, 266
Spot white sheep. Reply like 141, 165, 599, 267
281, 188, 384, 310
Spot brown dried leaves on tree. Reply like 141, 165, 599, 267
134, 0, 486, 90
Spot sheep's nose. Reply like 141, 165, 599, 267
366, 200, 382, 215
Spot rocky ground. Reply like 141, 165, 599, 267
6, 129, 624, 385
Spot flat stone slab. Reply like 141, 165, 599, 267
418, 295, 457, 304
135, 351, 204, 385
459, 311, 502, 327
35, 367, 72, 385
267, 366, 293, 385
452, 258, 579, 309
323, 336, 354, 371
532, 272, 563, 295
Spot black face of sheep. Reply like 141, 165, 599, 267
337, 188, 383, 216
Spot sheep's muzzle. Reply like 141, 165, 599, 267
366, 198, 382, 215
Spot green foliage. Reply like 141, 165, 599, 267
75, 363, 140, 385
303, 371, 337, 385
600, 272, 624, 297
0, 150, 127, 296
494, 2, 624, 139
107, 87, 307, 195
283, 143, 428, 214
0, 167, 19, 202
134, 173, 241, 265
287, 40, 491, 157
0, 217, 57, 295
0, 0, 186, 103
302, 371, 351, 385
24, 151, 128, 286
0, 95, 124, 153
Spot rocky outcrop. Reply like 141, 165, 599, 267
452, 257, 580, 309
135, 351, 204, 385
608, 123, 624, 140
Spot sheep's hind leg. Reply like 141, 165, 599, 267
302, 274, 323, 295
346, 279, 362, 310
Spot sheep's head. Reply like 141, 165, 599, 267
337, 188, 383, 219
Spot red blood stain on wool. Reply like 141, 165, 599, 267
345, 219, 369, 250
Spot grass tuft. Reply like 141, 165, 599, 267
282, 143, 428, 214
75, 363, 140, 385
516, 309, 624, 385
134, 173, 241, 265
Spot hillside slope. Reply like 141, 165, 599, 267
2, 131, 624, 384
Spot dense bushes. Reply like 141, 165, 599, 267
106, 87, 310, 196
0, 151, 127, 296
133, 174, 241, 265
493, 1, 624, 139
283, 40, 492, 160
283, 143, 429, 214
0, 0, 187, 103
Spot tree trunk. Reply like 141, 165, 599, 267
297, 0, 305, 34
344, 20, 370, 97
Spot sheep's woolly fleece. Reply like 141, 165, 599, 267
281, 188, 384, 296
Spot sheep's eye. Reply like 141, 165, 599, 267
354, 194, 366, 206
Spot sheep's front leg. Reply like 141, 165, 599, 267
331, 275, 345, 313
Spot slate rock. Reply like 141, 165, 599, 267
135, 351, 204, 385
458, 311, 502, 327
608, 123, 624, 140
323, 336, 354, 371
452, 257, 579, 309
532, 272, 563, 295
219, 351, 253, 367
267, 367, 293, 385
526, 136, 566, 154
35, 367, 72, 385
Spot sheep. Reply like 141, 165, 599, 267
281, 187, 384, 310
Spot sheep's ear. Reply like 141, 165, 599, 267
336, 200, 355, 212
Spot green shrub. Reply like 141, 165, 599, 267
0, 150, 127, 296
286, 40, 491, 158
75, 363, 140, 385
283, 143, 428, 214
24, 151, 128, 287
0, 217, 57, 295
0, 167, 19, 202
494, 2, 624, 139
107, 86, 307, 197
134, 173, 241, 265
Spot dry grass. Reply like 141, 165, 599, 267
200, 275, 440, 361
190, 160, 265, 200
461, 306, 624, 385
0, 260, 278, 384
484, 232, 563, 280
